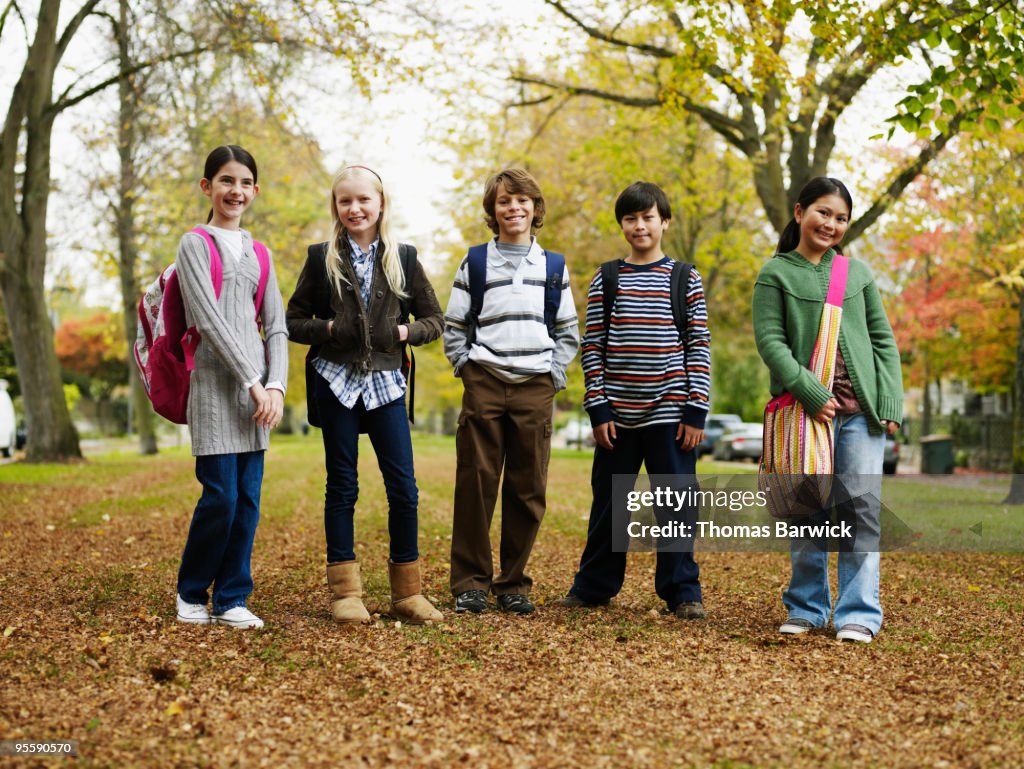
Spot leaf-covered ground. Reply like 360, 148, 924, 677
1, 435, 1022, 769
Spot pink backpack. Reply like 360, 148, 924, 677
134, 227, 270, 424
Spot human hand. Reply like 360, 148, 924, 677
593, 421, 616, 450
264, 389, 285, 429
676, 423, 704, 453
398, 324, 409, 342
250, 382, 271, 423
882, 419, 899, 436
813, 398, 839, 423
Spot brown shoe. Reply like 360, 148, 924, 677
326, 561, 371, 624
387, 559, 443, 625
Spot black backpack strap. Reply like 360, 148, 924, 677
600, 260, 619, 339
398, 243, 417, 424
670, 260, 693, 341
542, 250, 565, 339
464, 243, 489, 345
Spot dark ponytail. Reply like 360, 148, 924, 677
775, 176, 853, 255
202, 145, 259, 223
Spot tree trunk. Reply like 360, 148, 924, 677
0, 0, 82, 462
115, 0, 158, 455
1003, 291, 1024, 505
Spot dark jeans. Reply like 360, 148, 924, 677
178, 451, 264, 613
316, 373, 418, 564
571, 422, 702, 610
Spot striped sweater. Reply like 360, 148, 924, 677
443, 238, 579, 389
582, 257, 711, 429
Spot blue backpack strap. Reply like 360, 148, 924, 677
465, 243, 489, 345
670, 260, 693, 341
543, 250, 565, 339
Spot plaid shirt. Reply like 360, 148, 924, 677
314, 236, 406, 410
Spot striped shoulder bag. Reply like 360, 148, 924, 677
758, 254, 849, 519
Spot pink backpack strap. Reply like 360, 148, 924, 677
825, 253, 849, 308
182, 227, 225, 371
252, 240, 271, 321
189, 227, 225, 299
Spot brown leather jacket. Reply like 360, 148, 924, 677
286, 240, 443, 371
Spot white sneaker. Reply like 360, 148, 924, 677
836, 623, 873, 643
212, 606, 264, 630
176, 594, 211, 625
779, 618, 815, 635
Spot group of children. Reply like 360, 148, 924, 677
172, 146, 901, 644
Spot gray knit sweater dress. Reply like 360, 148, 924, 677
176, 226, 289, 456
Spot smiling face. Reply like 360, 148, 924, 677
493, 181, 535, 244
619, 203, 669, 261
794, 193, 850, 259
200, 160, 258, 229
332, 175, 383, 245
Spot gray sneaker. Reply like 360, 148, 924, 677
779, 618, 815, 635
836, 623, 873, 643
674, 601, 707, 620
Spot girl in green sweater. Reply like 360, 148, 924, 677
752, 177, 903, 643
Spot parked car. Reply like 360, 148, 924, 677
697, 413, 743, 457
883, 434, 899, 475
712, 422, 764, 462
0, 379, 16, 458
557, 418, 595, 449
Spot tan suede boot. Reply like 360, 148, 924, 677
326, 561, 371, 624
388, 559, 443, 624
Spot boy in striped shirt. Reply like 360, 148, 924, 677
557, 182, 711, 618
444, 168, 579, 615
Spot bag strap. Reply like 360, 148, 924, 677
465, 243, 489, 344
252, 240, 271, 320
807, 253, 850, 387
600, 260, 618, 336
601, 258, 692, 341
670, 260, 693, 340
398, 243, 418, 425
189, 227, 224, 300
543, 250, 565, 339
826, 253, 849, 307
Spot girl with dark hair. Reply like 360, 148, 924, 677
752, 176, 902, 643
174, 145, 289, 630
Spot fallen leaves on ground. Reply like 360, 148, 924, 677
0, 437, 1021, 769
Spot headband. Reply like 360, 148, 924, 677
344, 165, 382, 182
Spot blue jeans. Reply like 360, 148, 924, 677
783, 413, 884, 633
316, 374, 418, 564
570, 422, 701, 610
178, 451, 264, 613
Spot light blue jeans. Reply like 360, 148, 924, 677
782, 413, 884, 634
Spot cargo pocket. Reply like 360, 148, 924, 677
455, 415, 471, 468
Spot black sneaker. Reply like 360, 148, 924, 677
496, 593, 535, 615
554, 593, 608, 609
454, 589, 488, 614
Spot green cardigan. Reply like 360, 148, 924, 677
752, 248, 903, 434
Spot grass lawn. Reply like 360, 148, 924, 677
0, 433, 1022, 768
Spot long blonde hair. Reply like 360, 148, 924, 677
325, 165, 407, 299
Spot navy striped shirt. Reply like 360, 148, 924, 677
582, 257, 711, 429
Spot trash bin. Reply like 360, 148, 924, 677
920, 434, 954, 474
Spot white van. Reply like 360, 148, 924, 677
0, 379, 17, 457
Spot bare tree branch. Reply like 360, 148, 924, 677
55, 0, 102, 64
846, 112, 966, 244
48, 45, 210, 115
542, 0, 677, 58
